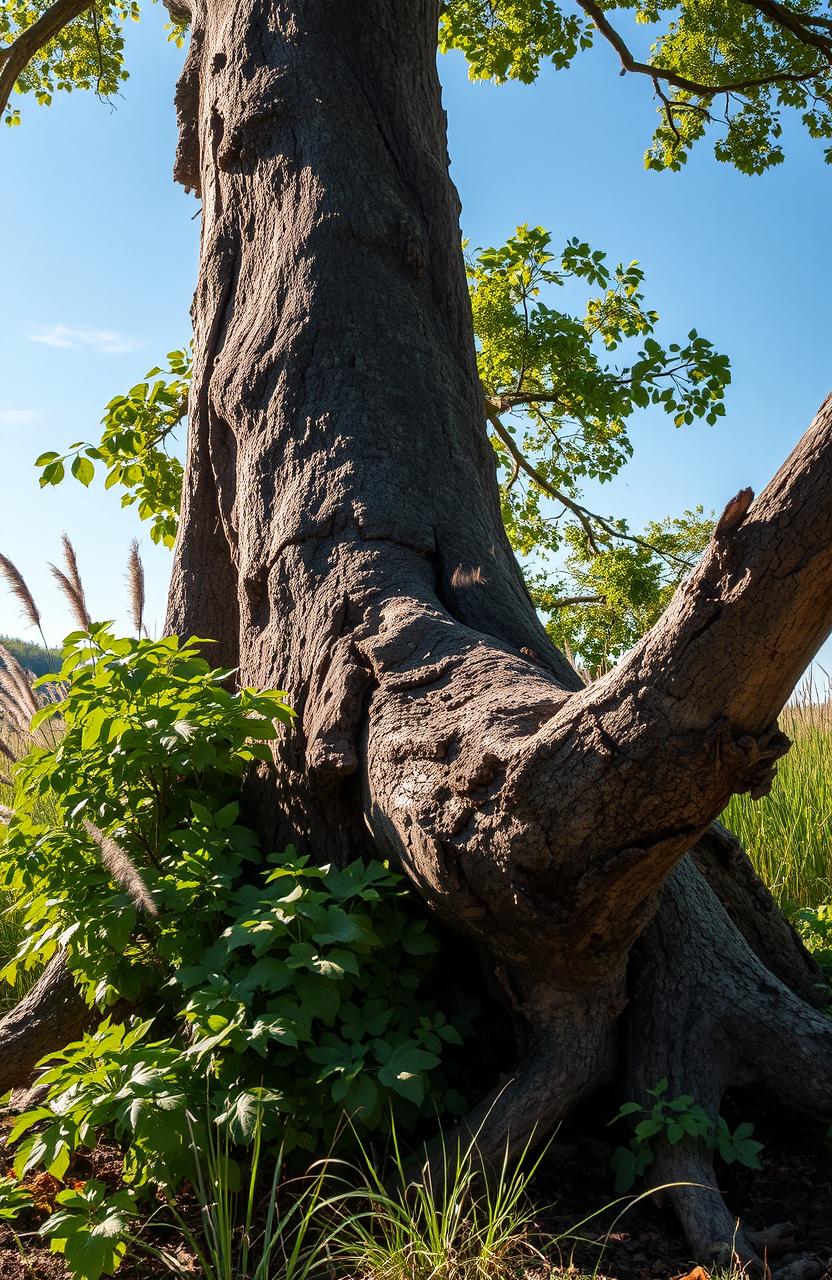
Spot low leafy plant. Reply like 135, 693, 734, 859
0, 1173, 34, 1219
789, 903, 832, 979
0, 626, 471, 1277
40, 1180, 138, 1280
610, 1079, 763, 1192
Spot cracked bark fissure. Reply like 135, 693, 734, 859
150, 0, 832, 1262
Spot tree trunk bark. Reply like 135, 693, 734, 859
0, 953, 89, 1096
164, 0, 832, 1261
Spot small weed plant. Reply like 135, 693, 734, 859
610, 1079, 763, 1192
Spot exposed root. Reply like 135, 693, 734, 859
746, 1222, 796, 1256
625, 857, 832, 1262
0, 952, 89, 1095
440, 986, 619, 1173
693, 823, 827, 1008
649, 1144, 759, 1268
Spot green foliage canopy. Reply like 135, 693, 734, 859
36, 348, 189, 548
1, 0, 136, 125
472, 222, 725, 669
440, 1, 832, 173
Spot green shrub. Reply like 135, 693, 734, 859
0, 627, 469, 1225
610, 1079, 762, 1193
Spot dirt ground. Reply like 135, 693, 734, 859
538, 1091, 832, 1280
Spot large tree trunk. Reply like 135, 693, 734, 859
159, 0, 832, 1262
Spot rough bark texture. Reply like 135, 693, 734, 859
154, 0, 832, 1262
0, 953, 89, 1095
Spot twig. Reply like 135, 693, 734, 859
486, 404, 692, 569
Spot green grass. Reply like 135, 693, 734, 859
325, 1120, 551, 1280
722, 673, 832, 909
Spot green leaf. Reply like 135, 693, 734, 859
71, 455, 95, 487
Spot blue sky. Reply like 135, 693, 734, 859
2, 6, 830, 673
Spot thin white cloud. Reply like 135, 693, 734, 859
27, 323, 140, 355
0, 409, 39, 425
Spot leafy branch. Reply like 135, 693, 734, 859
440, 0, 832, 171
35, 348, 190, 548
0, 0, 139, 124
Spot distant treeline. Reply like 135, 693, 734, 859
0, 636, 59, 677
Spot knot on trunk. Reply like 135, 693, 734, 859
173, 26, 203, 195
714, 486, 755, 539
720, 724, 791, 800
305, 632, 373, 791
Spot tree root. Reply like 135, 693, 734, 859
693, 822, 827, 1008
423, 985, 620, 1177
625, 857, 832, 1267
0, 952, 89, 1097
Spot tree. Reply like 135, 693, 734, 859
4, 0, 832, 1265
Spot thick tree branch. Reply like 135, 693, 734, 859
742, 0, 832, 59
632, 393, 832, 732
0, 0, 93, 119
368, 393, 832, 1023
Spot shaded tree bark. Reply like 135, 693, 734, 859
150, 0, 832, 1262
0, 953, 89, 1096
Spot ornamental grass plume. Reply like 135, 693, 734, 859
0, 686, 29, 735
49, 543, 91, 630
60, 534, 90, 618
82, 818, 158, 917
126, 538, 145, 637
0, 553, 48, 651
0, 645, 39, 720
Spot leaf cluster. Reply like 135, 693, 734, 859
440, 0, 832, 172
534, 507, 713, 674
1, 0, 137, 125
790, 901, 832, 978
469, 223, 724, 667
35, 349, 190, 548
439, 0, 591, 82
39, 1177, 137, 1280
471, 224, 728, 548
610, 1078, 764, 1192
